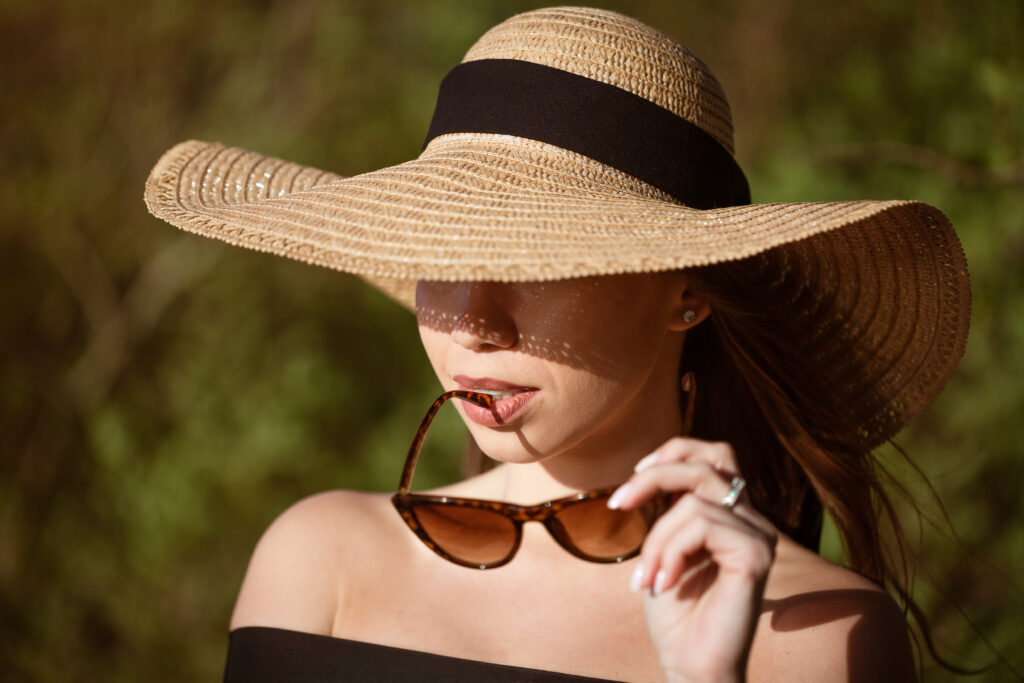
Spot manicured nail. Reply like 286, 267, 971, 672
653, 569, 667, 595
630, 564, 645, 592
607, 482, 632, 510
634, 452, 659, 472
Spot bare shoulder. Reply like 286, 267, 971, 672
229, 489, 394, 634
750, 536, 915, 683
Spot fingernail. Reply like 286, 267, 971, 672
630, 564, 645, 592
607, 482, 632, 510
634, 452, 659, 472
653, 569, 667, 596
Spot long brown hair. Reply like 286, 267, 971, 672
681, 255, 976, 675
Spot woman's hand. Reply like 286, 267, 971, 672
607, 438, 778, 683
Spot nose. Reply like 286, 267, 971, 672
450, 283, 517, 351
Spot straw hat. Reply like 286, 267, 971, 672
144, 6, 970, 449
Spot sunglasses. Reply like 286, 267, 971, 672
391, 390, 670, 569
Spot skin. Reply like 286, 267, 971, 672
231, 274, 915, 682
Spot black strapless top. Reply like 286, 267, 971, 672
224, 627, 623, 682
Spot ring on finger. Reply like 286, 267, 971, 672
720, 476, 746, 510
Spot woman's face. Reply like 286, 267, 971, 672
416, 274, 704, 477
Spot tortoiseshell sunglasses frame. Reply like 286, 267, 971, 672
391, 390, 669, 569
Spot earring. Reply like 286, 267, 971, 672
680, 371, 694, 392
679, 371, 696, 436
682, 309, 696, 323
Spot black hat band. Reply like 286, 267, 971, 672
423, 59, 750, 209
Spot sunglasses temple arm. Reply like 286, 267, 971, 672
396, 390, 496, 494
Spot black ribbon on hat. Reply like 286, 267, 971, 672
423, 59, 750, 209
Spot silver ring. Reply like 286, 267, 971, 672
720, 476, 746, 509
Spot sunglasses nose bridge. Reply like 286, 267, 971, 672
515, 501, 586, 558
514, 501, 559, 522
509, 506, 594, 564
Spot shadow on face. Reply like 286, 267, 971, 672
414, 274, 689, 384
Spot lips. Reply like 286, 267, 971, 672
452, 375, 539, 426
452, 375, 535, 392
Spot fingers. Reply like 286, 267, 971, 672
607, 437, 777, 597
609, 438, 766, 533
608, 437, 744, 515
634, 494, 776, 596
608, 460, 733, 511
633, 437, 739, 475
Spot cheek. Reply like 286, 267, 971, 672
515, 280, 673, 383
540, 312, 667, 385
418, 325, 449, 378
548, 365, 629, 433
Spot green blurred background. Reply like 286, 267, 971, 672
1, 0, 1021, 680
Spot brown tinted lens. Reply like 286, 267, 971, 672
412, 504, 518, 566
555, 497, 652, 560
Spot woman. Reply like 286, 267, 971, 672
145, 7, 969, 681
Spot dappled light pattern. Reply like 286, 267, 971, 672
415, 278, 641, 380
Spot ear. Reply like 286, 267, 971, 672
666, 283, 711, 332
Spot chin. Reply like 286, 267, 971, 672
468, 428, 548, 465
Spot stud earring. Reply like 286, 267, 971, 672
682, 309, 696, 323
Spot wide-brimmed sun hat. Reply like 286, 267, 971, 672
144, 6, 970, 450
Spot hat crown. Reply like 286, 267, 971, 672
462, 6, 736, 155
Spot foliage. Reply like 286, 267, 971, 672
1, 0, 1021, 680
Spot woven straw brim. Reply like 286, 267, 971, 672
144, 133, 970, 448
